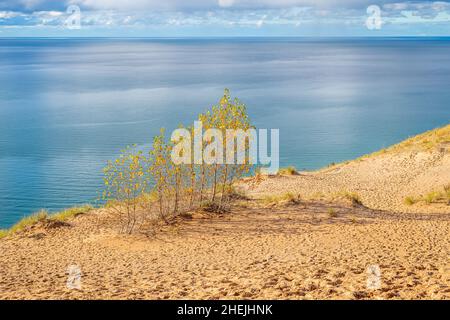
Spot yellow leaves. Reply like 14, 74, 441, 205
102, 89, 254, 233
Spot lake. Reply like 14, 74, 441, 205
0, 37, 449, 227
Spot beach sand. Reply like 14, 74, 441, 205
0, 200, 448, 300
1, 133, 449, 300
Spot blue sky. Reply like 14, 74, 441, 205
0, 0, 450, 36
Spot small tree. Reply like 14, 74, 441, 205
103, 145, 148, 234
103, 89, 255, 234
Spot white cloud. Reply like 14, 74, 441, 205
218, 0, 235, 8
0, 11, 20, 19
1, 0, 450, 32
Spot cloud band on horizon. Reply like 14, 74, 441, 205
0, 0, 449, 36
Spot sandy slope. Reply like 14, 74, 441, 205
0, 200, 449, 300
246, 149, 450, 214
1, 127, 449, 300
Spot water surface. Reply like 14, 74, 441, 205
1, 38, 449, 227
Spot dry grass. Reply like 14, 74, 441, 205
49, 205, 93, 222
263, 192, 301, 206
331, 191, 363, 206
404, 196, 417, 206
9, 210, 48, 235
444, 183, 450, 200
356, 124, 450, 161
404, 184, 450, 206
0, 229, 9, 239
0, 205, 93, 239
424, 191, 441, 205
277, 166, 299, 176
328, 208, 338, 218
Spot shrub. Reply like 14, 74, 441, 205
103, 89, 255, 234
103, 146, 149, 234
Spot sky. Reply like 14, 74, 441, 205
0, 0, 449, 37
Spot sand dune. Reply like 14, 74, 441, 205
247, 125, 450, 214
0, 201, 448, 300
246, 149, 450, 214
0, 125, 449, 300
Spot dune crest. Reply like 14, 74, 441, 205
248, 124, 450, 214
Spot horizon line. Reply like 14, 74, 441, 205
1, 35, 450, 39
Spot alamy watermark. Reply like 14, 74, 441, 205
366, 5, 383, 30
170, 121, 280, 174
66, 264, 82, 290
366, 264, 382, 290
65, 5, 81, 30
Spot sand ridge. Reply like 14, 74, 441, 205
246, 149, 450, 214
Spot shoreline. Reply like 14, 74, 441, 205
2, 123, 450, 237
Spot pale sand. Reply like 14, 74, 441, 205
246, 150, 450, 214
0, 145, 449, 300
0, 200, 449, 300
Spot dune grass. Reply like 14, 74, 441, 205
331, 191, 363, 206
48, 205, 93, 222
0, 229, 10, 239
358, 124, 450, 161
444, 183, 450, 199
263, 192, 301, 206
316, 124, 449, 172
404, 196, 417, 206
277, 166, 299, 176
404, 184, 450, 206
9, 210, 48, 235
328, 208, 338, 218
0, 205, 93, 239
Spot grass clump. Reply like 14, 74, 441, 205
9, 210, 48, 234
224, 186, 249, 201
200, 201, 227, 214
405, 184, 450, 206
359, 124, 450, 160
277, 166, 299, 176
444, 184, 450, 201
263, 192, 301, 206
49, 205, 93, 222
333, 191, 363, 206
0, 229, 10, 239
404, 196, 417, 206
0, 205, 93, 240
328, 208, 338, 218
424, 191, 440, 205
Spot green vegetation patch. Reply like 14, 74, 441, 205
0, 205, 93, 239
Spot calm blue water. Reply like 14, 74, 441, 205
1, 38, 449, 227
